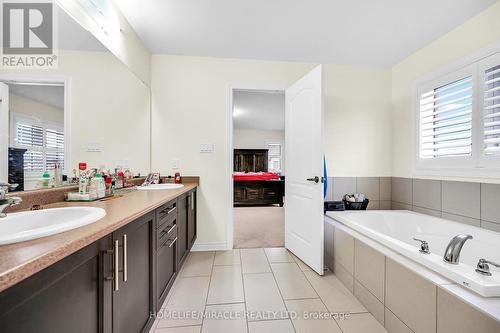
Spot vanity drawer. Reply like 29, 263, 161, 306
157, 219, 177, 250
156, 200, 177, 227
157, 225, 177, 304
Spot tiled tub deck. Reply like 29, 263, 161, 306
324, 215, 500, 333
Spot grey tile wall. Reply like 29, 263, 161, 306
328, 176, 500, 233
441, 181, 480, 219
391, 177, 413, 205
328, 176, 391, 211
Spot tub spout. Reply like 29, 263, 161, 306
443, 234, 473, 264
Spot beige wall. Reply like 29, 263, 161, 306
233, 128, 285, 150
151, 55, 392, 245
1, 49, 151, 175
391, 1, 500, 181
9, 94, 64, 125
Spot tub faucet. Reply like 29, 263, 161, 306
0, 182, 22, 218
443, 234, 473, 264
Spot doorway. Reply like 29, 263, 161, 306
231, 88, 286, 248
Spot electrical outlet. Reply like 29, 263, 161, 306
172, 158, 180, 169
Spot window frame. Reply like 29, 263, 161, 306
478, 51, 500, 168
412, 42, 500, 178
9, 112, 65, 179
0, 75, 70, 176
266, 141, 283, 174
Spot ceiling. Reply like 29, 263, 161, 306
8, 84, 65, 110
233, 91, 285, 131
114, 0, 497, 67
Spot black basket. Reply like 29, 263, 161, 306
343, 199, 369, 210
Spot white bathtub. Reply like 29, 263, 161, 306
326, 210, 500, 297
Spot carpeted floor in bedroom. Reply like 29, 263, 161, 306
233, 206, 284, 248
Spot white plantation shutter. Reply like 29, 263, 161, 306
419, 76, 473, 159
46, 128, 64, 149
45, 127, 65, 170
267, 143, 282, 173
415, 49, 500, 175
482, 63, 500, 156
11, 114, 65, 173
16, 123, 43, 147
23, 151, 44, 172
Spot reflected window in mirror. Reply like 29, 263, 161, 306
4, 83, 66, 191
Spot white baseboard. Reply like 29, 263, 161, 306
190, 241, 229, 252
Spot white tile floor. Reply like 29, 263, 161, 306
150, 248, 388, 333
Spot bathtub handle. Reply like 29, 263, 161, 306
413, 238, 430, 254
475, 259, 500, 276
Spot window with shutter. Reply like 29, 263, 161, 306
419, 76, 473, 159
414, 47, 500, 177
267, 143, 282, 173
482, 64, 500, 156
10, 113, 65, 174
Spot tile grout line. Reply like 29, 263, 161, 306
266, 249, 298, 333
154, 253, 193, 332
200, 251, 216, 331
239, 249, 250, 333
300, 267, 346, 333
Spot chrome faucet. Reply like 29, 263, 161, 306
475, 259, 500, 276
443, 234, 473, 264
0, 182, 22, 218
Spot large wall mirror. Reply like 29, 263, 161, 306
0, 4, 151, 192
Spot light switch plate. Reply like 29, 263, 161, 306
86, 142, 102, 152
200, 143, 215, 153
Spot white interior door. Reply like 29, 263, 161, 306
285, 65, 324, 275
0, 83, 9, 182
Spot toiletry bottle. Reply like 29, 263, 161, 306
54, 163, 63, 187
41, 171, 51, 188
113, 168, 122, 189
174, 172, 181, 184
79, 163, 89, 194
124, 168, 132, 187
94, 173, 106, 198
105, 177, 114, 196
117, 170, 124, 189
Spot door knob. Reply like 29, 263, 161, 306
306, 176, 319, 183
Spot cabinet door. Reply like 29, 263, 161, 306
187, 190, 197, 249
112, 212, 154, 333
0, 236, 112, 333
177, 194, 188, 264
157, 222, 177, 306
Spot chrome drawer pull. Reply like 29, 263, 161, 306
167, 207, 176, 215
168, 237, 178, 248
122, 234, 128, 282
166, 224, 176, 235
114, 240, 119, 291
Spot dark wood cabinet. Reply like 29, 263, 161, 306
156, 201, 178, 307
0, 236, 112, 333
234, 180, 284, 206
187, 189, 197, 249
112, 212, 154, 333
234, 149, 268, 172
177, 194, 188, 265
0, 186, 197, 333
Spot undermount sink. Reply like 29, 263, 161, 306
137, 183, 185, 190
0, 207, 106, 245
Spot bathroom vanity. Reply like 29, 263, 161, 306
0, 184, 197, 333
